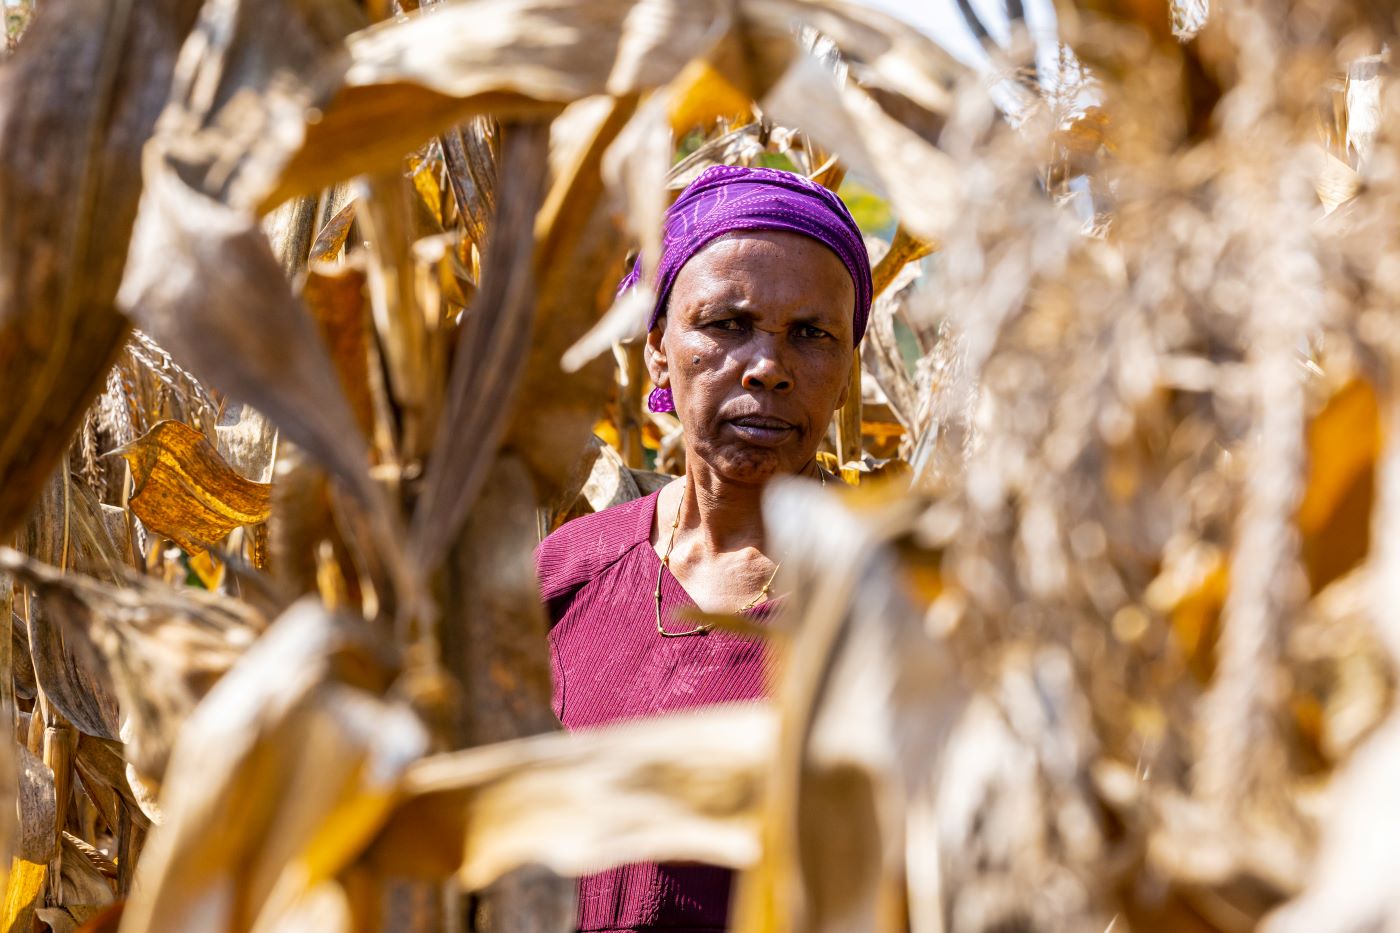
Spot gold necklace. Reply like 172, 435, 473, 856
653, 466, 826, 638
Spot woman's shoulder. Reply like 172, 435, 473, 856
535, 490, 661, 602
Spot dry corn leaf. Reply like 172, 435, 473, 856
365, 703, 773, 887
114, 420, 271, 555
508, 97, 639, 497
408, 154, 448, 230
119, 0, 386, 507
120, 168, 384, 520
215, 400, 280, 488
308, 201, 357, 264
23, 596, 121, 743
73, 735, 152, 832
266, 0, 729, 209
262, 195, 320, 280
0, 0, 202, 538
438, 116, 496, 249
870, 225, 937, 297
303, 265, 377, 440
1, 857, 46, 932
734, 483, 961, 933
119, 0, 426, 622
0, 548, 268, 783
762, 49, 960, 242
119, 599, 426, 933
55, 833, 117, 910
16, 743, 56, 864
361, 174, 434, 462
409, 123, 551, 570
668, 57, 755, 133
1298, 379, 1379, 592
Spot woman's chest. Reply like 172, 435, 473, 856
548, 549, 769, 730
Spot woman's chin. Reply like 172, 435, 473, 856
703, 446, 811, 485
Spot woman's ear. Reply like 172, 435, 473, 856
645, 317, 669, 387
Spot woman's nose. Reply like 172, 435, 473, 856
740, 341, 793, 393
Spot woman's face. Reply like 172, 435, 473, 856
646, 230, 857, 485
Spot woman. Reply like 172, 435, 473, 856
536, 165, 873, 933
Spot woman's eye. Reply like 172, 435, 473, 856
708, 318, 742, 331
795, 324, 831, 339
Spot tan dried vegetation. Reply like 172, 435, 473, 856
0, 0, 1397, 929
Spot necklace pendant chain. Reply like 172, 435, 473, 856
655, 467, 823, 637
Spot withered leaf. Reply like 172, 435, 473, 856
0, 0, 202, 539
115, 420, 271, 554
16, 742, 56, 863
0, 547, 268, 783
266, 0, 727, 209
366, 704, 774, 888
120, 599, 425, 933
303, 265, 376, 440
1298, 379, 1379, 592
309, 200, 357, 265
25, 596, 121, 742
409, 123, 551, 570
0, 857, 46, 933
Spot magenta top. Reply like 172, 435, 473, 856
536, 490, 772, 932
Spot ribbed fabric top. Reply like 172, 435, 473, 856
537, 491, 772, 933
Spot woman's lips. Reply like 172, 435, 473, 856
727, 416, 796, 446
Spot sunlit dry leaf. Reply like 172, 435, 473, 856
22, 594, 121, 742
0, 548, 267, 783
762, 51, 960, 242
120, 599, 426, 933
55, 833, 117, 909
215, 400, 279, 487
1297, 379, 1379, 592
409, 123, 551, 570
261, 194, 319, 279
870, 225, 937, 297
365, 704, 773, 887
0, 0, 202, 538
267, 0, 728, 208
114, 420, 271, 555
408, 153, 447, 230
507, 98, 639, 498
668, 55, 754, 134
0, 857, 46, 933
580, 437, 644, 513
303, 265, 377, 440
734, 484, 961, 933
74, 735, 154, 831
309, 201, 357, 264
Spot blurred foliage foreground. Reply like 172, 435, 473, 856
1, 0, 1399, 930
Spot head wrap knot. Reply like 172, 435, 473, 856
619, 164, 874, 345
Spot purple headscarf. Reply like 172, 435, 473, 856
620, 164, 874, 345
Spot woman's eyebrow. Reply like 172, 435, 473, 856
693, 303, 755, 320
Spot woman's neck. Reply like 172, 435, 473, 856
678, 457, 819, 556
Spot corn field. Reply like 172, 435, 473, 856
0, 0, 1398, 929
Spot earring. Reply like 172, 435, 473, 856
647, 386, 675, 413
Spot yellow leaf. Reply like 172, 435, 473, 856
1298, 379, 1379, 592
188, 550, 225, 591
303, 265, 376, 440
115, 420, 272, 554
408, 154, 445, 229
1, 857, 46, 932
308, 201, 356, 264
668, 58, 753, 135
